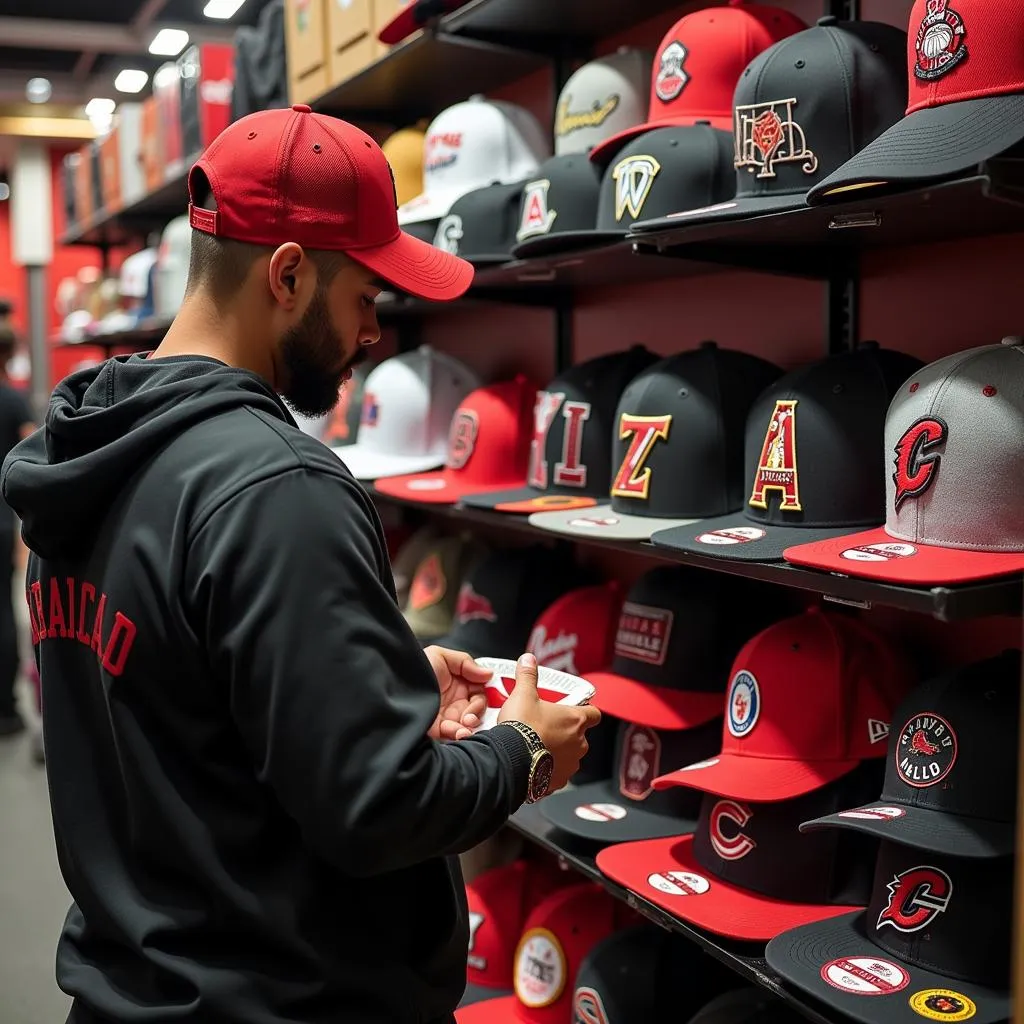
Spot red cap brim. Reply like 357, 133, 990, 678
348, 229, 474, 302
652, 752, 861, 802
783, 527, 1024, 585
585, 671, 725, 730
377, 0, 467, 44
374, 470, 529, 505
596, 835, 858, 942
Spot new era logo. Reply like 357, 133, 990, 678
869, 719, 890, 745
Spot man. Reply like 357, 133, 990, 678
0, 323, 34, 737
2, 106, 598, 1024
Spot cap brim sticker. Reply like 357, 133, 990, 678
820, 956, 910, 995
837, 806, 907, 821
575, 803, 627, 822
647, 871, 710, 897
696, 527, 767, 546
841, 543, 918, 562
908, 989, 977, 1021
494, 495, 598, 513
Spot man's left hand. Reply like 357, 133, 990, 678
424, 646, 492, 741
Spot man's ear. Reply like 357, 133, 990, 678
268, 243, 309, 309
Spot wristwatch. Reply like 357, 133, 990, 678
502, 721, 554, 804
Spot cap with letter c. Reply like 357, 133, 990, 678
187, 104, 473, 302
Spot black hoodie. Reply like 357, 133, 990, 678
3, 354, 532, 1024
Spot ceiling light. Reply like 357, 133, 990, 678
203, 0, 246, 18
115, 69, 150, 94
85, 97, 116, 133
152, 65, 180, 89
25, 78, 52, 104
149, 28, 190, 56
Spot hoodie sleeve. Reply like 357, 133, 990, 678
184, 464, 532, 876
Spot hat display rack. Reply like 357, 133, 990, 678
59, 0, 1024, 1021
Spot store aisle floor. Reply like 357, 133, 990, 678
0, 686, 72, 1022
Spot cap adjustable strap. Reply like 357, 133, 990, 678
189, 204, 220, 235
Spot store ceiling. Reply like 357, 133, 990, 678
0, 0, 270, 108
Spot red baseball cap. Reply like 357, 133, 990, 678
377, 0, 468, 45
652, 609, 913, 801
461, 859, 567, 1007
809, 0, 1024, 199
188, 105, 473, 302
374, 376, 537, 505
588, 1, 807, 166
525, 583, 623, 679
456, 883, 618, 1024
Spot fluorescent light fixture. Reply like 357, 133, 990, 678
25, 77, 52, 104
149, 28, 190, 56
203, 0, 246, 18
85, 97, 116, 118
153, 64, 180, 89
114, 69, 150, 94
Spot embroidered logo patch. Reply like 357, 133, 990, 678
914, 0, 967, 81
893, 416, 947, 512
612, 155, 661, 222
734, 99, 818, 180
517, 179, 557, 241
655, 41, 689, 102
749, 399, 800, 511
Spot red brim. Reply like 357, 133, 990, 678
584, 671, 725, 730
494, 494, 597, 514
596, 835, 859, 942
588, 112, 734, 167
348, 229, 474, 302
783, 527, 1024, 585
377, 0, 467, 44
374, 470, 529, 505
652, 752, 860, 801
455, 994, 520, 1024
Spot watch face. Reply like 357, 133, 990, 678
531, 752, 555, 802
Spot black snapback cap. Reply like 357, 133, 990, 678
541, 718, 722, 842
651, 343, 924, 562
512, 154, 603, 260
631, 18, 908, 233
529, 342, 782, 541
800, 649, 1022, 859
767, 841, 1012, 1024
432, 180, 524, 266
461, 346, 658, 515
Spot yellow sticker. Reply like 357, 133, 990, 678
908, 989, 977, 1021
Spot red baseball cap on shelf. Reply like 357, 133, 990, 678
374, 376, 537, 505
460, 858, 568, 1008
588, 1, 807, 166
378, 0, 468, 45
525, 583, 623, 679
456, 883, 618, 1024
652, 609, 913, 802
188, 105, 473, 302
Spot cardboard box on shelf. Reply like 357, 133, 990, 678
328, 0, 385, 85
285, 0, 330, 105
117, 103, 146, 208
141, 97, 164, 193
99, 128, 122, 213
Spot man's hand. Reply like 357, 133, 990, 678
424, 646, 492, 741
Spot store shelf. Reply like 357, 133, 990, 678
371, 491, 1024, 621
508, 804, 838, 1024
51, 316, 174, 353
631, 172, 1024, 271
313, 32, 547, 124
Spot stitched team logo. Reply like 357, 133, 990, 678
446, 409, 479, 470
555, 94, 620, 140
749, 400, 800, 511
893, 416, 947, 512
574, 986, 610, 1024
528, 392, 591, 489
360, 391, 380, 428
467, 911, 486, 970
709, 799, 756, 861
734, 99, 818, 180
528, 391, 565, 488
517, 179, 557, 241
434, 214, 463, 255
515, 928, 567, 1009
614, 602, 673, 666
655, 41, 689, 102
896, 712, 957, 788
612, 155, 661, 222
455, 583, 497, 623
915, 0, 967, 81
528, 625, 579, 675
409, 553, 445, 611
877, 866, 952, 933
727, 670, 760, 738
611, 414, 672, 500
619, 724, 661, 800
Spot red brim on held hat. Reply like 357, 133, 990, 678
348, 229, 475, 303
585, 670, 725, 731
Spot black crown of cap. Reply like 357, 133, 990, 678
434, 180, 524, 261
517, 154, 602, 242
730, 21, 907, 199
740, 346, 923, 529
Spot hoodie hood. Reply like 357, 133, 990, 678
3, 354, 293, 559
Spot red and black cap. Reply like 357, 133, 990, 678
810, 0, 1024, 201
377, 0, 467, 45
766, 841, 1012, 1024
520, 125, 735, 258
596, 766, 882, 942
800, 650, 1021, 859
461, 346, 658, 515
432, 180, 526, 266
584, 567, 757, 731
529, 343, 782, 541
653, 609, 913, 802
650, 344, 924, 562
188, 105, 473, 302
430, 545, 583, 659
631, 19, 907, 232
540, 718, 722, 843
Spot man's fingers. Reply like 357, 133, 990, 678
463, 692, 487, 720
580, 704, 602, 729
430, 647, 494, 684
513, 652, 539, 690
438, 719, 474, 741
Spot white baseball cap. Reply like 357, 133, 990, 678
554, 48, 652, 156
154, 215, 193, 319
119, 248, 159, 300
333, 346, 482, 480
397, 95, 550, 226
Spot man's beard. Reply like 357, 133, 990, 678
279, 284, 364, 418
